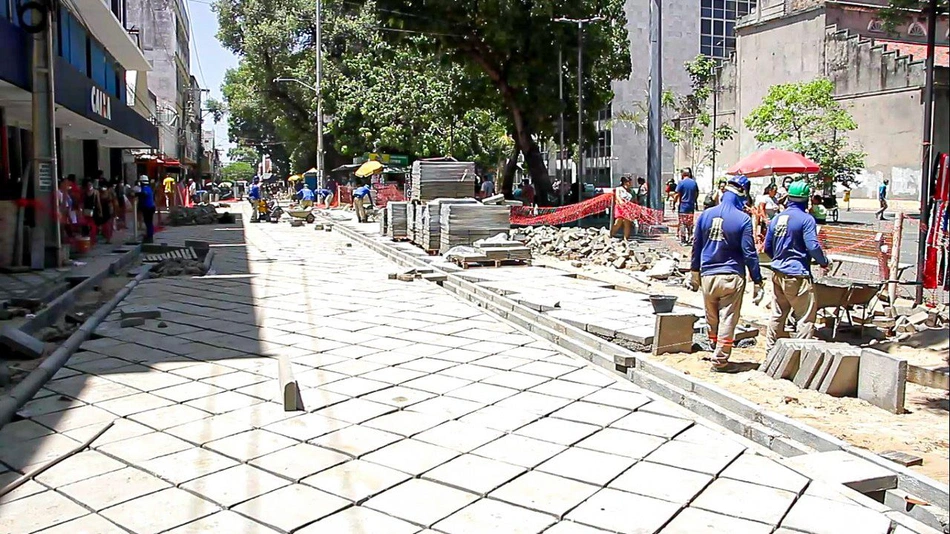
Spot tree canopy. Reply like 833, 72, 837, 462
220, 161, 256, 183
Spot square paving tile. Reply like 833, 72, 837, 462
423, 454, 525, 495
691, 478, 797, 525
472, 434, 565, 468
166, 413, 255, 444
0, 472, 45, 504
559, 369, 616, 387
645, 440, 745, 475
414, 421, 504, 453
200, 370, 270, 390
60, 467, 172, 511
0, 432, 81, 470
495, 391, 572, 415
96, 392, 175, 416
364, 478, 479, 528
100, 487, 219, 534
180, 464, 289, 507
205, 429, 298, 461
362, 438, 459, 475
302, 459, 410, 502
34, 450, 126, 488
719, 453, 810, 494
447, 382, 519, 404
129, 404, 211, 430
663, 507, 773, 534
550, 401, 630, 427
514, 361, 578, 378
311, 425, 403, 457
164, 511, 280, 534
543, 522, 613, 533
609, 461, 712, 504
322, 359, 386, 377
32, 404, 116, 432
575, 428, 667, 460
490, 471, 599, 518
0, 490, 89, 534
434, 498, 557, 534
609, 411, 694, 439
152, 381, 226, 403
440, 363, 500, 382
140, 447, 239, 484
361, 385, 436, 408
312, 398, 396, 424
515, 417, 600, 446
537, 447, 636, 486
185, 391, 263, 414
409, 396, 484, 419
321, 376, 392, 397
0, 419, 53, 442
360, 367, 428, 385
30, 513, 129, 534
779, 495, 891, 534
528, 379, 601, 400
297, 506, 420, 534
233, 483, 351, 532
96, 432, 193, 463
16, 394, 84, 418
583, 388, 652, 411
364, 410, 447, 437
481, 371, 551, 391
458, 405, 539, 432
566, 488, 681, 534
295, 368, 349, 388
299, 387, 351, 410
249, 443, 350, 480
472, 355, 532, 371
402, 374, 470, 395
262, 413, 350, 441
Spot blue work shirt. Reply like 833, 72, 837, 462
248, 184, 262, 200
353, 186, 372, 199
764, 201, 829, 277
691, 190, 763, 283
676, 178, 699, 213
878, 183, 887, 200
138, 185, 155, 210
317, 188, 332, 197
299, 188, 315, 201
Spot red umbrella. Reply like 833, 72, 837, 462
726, 149, 820, 177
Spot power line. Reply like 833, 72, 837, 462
184, 0, 209, 89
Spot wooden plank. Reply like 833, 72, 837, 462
907, 364, 950, 391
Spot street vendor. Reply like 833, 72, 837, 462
687, 174, 764, 373
352, 184, 373, 223
297, 183, 315, 208
764, 181, 830, 353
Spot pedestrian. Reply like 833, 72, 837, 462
353, 183, 373, 223
521, 178, 536, 207
610, 175, 634, 240
297, 183, 315, 209
666, 176, 678, 208
480, 176, 495, 199
776, 176, 794, 208
635, 176, 649, 206
686, 175, 764, 373
81, 178, 102, 239
135, 176, 156, 243
810, 193, 828, 225
764, 180, 830, 354
248, 176, 264, 222
187, 178, 197, 204
97, 180, 116, 243
162, 175, 176, 210
674, 168, 699, 244
876, 178, 889, 220
113, 178, 128, 230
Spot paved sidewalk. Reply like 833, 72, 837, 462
0, 214, 900, 534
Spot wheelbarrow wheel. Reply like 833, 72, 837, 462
306, 213, 316, 224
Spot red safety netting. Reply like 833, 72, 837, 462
336, 184, 406, 208
510, 194, 612, 226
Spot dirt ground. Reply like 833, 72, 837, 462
533, 254, 950, 484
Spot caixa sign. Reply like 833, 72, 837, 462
90, 87, 112, 120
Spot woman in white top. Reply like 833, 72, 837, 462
610, 175, 634, 240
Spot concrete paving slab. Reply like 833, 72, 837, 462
59, 467, 172, 511
0, 432, 81, 470
33, 450, 126, 488
537, 447, 636, 486
361, 438, 459, 475
0, 472, 45, 504
566, 488, 681, 534
782, 450, 897, 494
249, 443, 350, 481
414, 420, 504, 453
645, 440, 745, 475
364, 478, 479, 528
490, 470, 600, 518
297, 506, 419, 534
610, 411, 694, 438
582, 387, 652, 410
311, 425, 402, 457
459, 405, 540, 432
515, 417, 601, 446
165, 511, 280, 534
780, 495, 892, 534
663, 507, 773, 534
302, 459, 410, 502
435, 498, 558, 534
423, 453, 526, 495
32, 513, 129, 534
793, 346, 826, 389
140, 447, 239, 484
858, 348, 908, 414
719, 453, 810, 494
472, 434, 566, 468
481, 370, 552, 390
0, 490, 89, 533
691, 478, 797, 525
550, 401, 630, 427
817, 352, 861, 397
180, 464, 289, 507
575, 428, 667, 459
205, 428, 297, 461
232, 483, 350, 532
609, 461, 712, 504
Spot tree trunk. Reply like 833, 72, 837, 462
523, 141, 555, 206
501, 145, 519, 198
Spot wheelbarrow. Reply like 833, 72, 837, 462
285, 207, 316, 225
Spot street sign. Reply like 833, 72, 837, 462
363, 153, 409, 167
38, 162, 53, 192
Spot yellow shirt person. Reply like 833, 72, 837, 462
163, 176, 176, 194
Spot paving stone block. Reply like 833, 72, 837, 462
423, 454, 525, 495
663, 508, 773, 534
691, 478, 797, 525
817, 351, 861, 397
490, 470, 599, 518
858, 349, 908, 414
434, 498, 557, 534
180, 464, 289, 508
0, 327, 45, 359
119, 305, 162, 320
164, 511, 281, 534
0, 490, 88, 534
780, 495, 891, 534
609, 461, 712, 504
566, 488, 680, 534
653, 313, 697, 355
782, 450, 897, 495
719, 453, 810, 494
232, 484, 350, 533
793, 346, 826, 388
297, 507, 419, 534
364, 478, 479, 528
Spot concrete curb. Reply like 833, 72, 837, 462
19, 245, 142, 336
0, 265, 153, 427
332, 220, 950, 514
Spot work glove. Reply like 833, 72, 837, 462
752, 281, 765, 306
685, 271, 701, 292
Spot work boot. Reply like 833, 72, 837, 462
711, 361, 743, 374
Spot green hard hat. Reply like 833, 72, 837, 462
787, 180, 810, 200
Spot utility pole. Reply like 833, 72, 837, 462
915, 0, 939, 305
555, 16, 603, 205
558, 47, 566, 206
315, 0, 325, 189
711, 48, 721, 183
647, 0, 663, 210
27, 0, 60, 268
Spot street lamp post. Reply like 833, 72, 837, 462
555, 16, 604, 205
647, 0, 662, 210
274, 76, 322, 186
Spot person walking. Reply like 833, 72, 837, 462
480, 177, 495, 199
248, 176, 264, 222
635, 176, 649, 206
686, 175, 764, 372
136, 176, 156, 243
674, 168, 699, 244
763, 181, 830, 354
876, 178, 889, 220
610, 175, 635, 240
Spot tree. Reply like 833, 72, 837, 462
203, 97, 227, 124
745, 78, 866, 188
227, 146, 260, 166
880, 0, 948, 31
661, 55, 736, 171
221, 161, 256, 183
368, 0, 632, 203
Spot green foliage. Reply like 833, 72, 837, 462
221, 161, 256, 183
745, 79, 866, 187
227, 146, 260, 165
203, 97, 227, 124
880, 0, 948, 32
663, 55, 736, 168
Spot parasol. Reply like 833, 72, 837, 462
726, 149, 820, 178
355, 160, 384, 178
288, 174, 303, 181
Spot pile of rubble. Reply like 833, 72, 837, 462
149, 258, 208, 278
168, 205, 220, 226
519, 226, 684, 272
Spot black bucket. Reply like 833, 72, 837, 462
649, 295, 677, 314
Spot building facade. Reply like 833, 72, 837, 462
1, 0, 158, 265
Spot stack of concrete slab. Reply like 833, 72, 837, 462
378, 203, 389, 236
386, 201, 410, 239
472, 238, 532, 261
761, 339, 861, 397
410, 160, 477, 202
417, 198, 480, 251
439, 204, 511, 254
412, 204, 427, 246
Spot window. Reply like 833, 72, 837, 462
867, 19, 885, 33
908, 22, 926, 37
90, 42, 106, 86
1, 0, 9, 22
700, 0, 756, 59
68, 12, 87, 73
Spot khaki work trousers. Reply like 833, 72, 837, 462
766, 271, 818, 354
354, 197, 367, 223
702, 273, 746, 364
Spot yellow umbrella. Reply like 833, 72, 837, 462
288, 174, 303, 181
355, 160, 383, 178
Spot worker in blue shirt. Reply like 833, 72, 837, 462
316, 187, 334, 207
674, 168, 700, 244
764, 181, 830, 353
135, 176, 156, 243
687, 175, 764, 372
297, 184, 315, 208
352, 184, 373, 223
248, 176, 263, 222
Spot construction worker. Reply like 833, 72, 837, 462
674, 168, 699, 244
764, 181, 830, 354
352, 184, 373, 223
316, 187, 334, 207
297, 183, 315, 209
687, 175, 764, 372
248, 176, 263, 222
135, 176, 156, 243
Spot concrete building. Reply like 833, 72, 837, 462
0, 0, 158, 265
674, 0, 950, 199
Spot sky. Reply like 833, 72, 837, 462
186, 0, 239, 162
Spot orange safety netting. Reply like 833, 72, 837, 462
509, 194, 666, 227
336, 184, 406, 208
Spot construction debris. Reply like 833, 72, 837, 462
0, 328, 45, 360
520, 226, 677, 272
167, 205, 221, 226
149, 259, 209, 278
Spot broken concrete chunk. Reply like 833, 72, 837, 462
0, 327, 45, 360
119, 305, 162, 320
646, 258, 677, 280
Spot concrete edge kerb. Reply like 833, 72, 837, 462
330, 220, 950, 513
19, 245, 142, 336
0, 264, 154, 427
